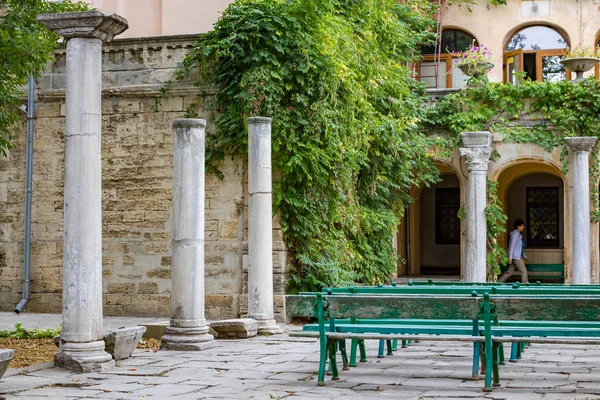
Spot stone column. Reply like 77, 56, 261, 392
459, 132, 493, 283
565, 137, 597, 284
161, 119, 215, 350
37, 11, 128, 372
247, 117, 281, 334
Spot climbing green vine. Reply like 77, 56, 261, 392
166, 0, 450, 292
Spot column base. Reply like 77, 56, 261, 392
160, 326, 215, 351
54, 340, 114, 372
256, 319, 283, 335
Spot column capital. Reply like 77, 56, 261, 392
565, 137, 597, 153
37, 11, 128, 42
460, 147, 492, 173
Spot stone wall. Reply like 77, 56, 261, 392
0, 34, 289, 320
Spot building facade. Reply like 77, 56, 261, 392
1, 0, 599, 317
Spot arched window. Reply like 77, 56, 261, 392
418, 28, 477, 89
504, 25, 569, 84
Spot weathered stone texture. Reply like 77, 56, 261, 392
0, 34, 288, 321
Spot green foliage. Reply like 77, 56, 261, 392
168, 0, 446, 292
0, 0, 88, 156
425, 77, 600, 278
0, 322, 61, 339
485, 179, 508, 281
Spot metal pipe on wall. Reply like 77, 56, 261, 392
15, 73, 35, 314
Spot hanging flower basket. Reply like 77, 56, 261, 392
457, 62, 495, 78
560, 57, 600, 82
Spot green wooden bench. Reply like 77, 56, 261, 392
498, 263, 564, 283
286, 293, 495, 389
288, 290, 600, 391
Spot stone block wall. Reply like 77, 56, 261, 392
0, 34, 289, 320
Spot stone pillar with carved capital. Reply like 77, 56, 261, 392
565, 137, 597, 284
37, 11, 128, 372
460, 132, 493, 283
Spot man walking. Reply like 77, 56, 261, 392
499, 219, 528, 283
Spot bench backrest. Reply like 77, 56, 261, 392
286, 294, 482, 320
317, 287, 600, 296
492, 296, 600, 321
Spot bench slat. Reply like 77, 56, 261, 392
289, 331, 486, 342
492, 297, 600, 321
328, 295, 481, 319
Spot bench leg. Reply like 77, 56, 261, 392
377, 340, 385, 358
401, 340, 407, 348
509, 342, 518, 362
471, 342, 480, 380
349, 339, 358, 367
408, 340, 414, 345
317, 336, 328, 386
492, 342, 501, 388
328, 339, 340, 380
499, 343, 505, 365
483, 340, 493, 392
340, 339, 350, 371
386, 340, 393, 355
359, 340, 367, 362
517, 342, 522, 360
392, 339, 398, 351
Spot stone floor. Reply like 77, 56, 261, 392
3, 327, 600, 399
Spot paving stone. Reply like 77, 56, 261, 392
15, 387, 106, 397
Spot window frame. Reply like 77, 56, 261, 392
418, 28, 478, 89
434, 187, 461, 245
525, 186, 560, 248
503, 26, 571, 83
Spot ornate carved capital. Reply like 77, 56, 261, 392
565, 137, 597, 153
460, 147, 492, 173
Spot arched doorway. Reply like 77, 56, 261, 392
496, 162, 565, 282
397, 163, 463, 277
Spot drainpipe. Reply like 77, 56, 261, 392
15, 74, 35, 314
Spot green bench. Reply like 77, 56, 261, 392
287, 293, 494, 389
498, 263, 564, 283
287, 291, 600, 391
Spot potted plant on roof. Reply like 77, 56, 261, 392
560, 44, 600, 82
452, 43, 494, 79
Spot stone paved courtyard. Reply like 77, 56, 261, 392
3, 327, 600, 399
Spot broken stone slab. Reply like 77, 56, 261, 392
53, 326, 147, 361
0, 349, 14, 379
104, 326, 146, 361
210, 318, 259, 339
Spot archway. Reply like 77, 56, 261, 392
495, 161, 565, 282
397, 163, 464, 277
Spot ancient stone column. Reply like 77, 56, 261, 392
161, 119, 215, 350
565, 137, 597, 284
460, 132, 493, 283
247, 117, 281, 334
36, 11, 128, 372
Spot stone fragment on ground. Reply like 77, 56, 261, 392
103, 326, 146, 361
0, 349, 14, 379
210, 318, 259, 338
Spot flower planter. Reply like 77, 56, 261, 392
458, 62, 494, 78
560, 57, 600, 82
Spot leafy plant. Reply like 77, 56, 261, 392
0, 322, 61, 339
0, 0, 89, 156
562, 43, 600, 59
